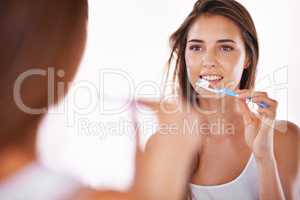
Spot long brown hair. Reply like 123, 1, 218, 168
0, 0, 88, 147
166, 0, 259, 105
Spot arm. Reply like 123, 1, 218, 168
236, 90, 286, 199
256, 120, 300, 200
256, 156, 286, 200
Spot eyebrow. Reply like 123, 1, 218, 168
187, 39, 236, 44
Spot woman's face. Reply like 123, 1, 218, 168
185, 14, 248, 97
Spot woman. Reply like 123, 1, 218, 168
141, 0, 300, 199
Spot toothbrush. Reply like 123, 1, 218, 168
195, 79, 269, 109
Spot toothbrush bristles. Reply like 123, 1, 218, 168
196, 79, 210, 88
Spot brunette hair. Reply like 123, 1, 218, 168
0, 0, 88, 146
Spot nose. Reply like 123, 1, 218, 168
202, 50, 217, 68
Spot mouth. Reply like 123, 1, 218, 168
199, 74, 224, 87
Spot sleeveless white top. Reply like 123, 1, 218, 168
190, 153, 259, 200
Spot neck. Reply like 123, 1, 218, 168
196, 95, 243, 137
197, 95, 240, 117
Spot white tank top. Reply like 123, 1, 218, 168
190, 153, 259, 200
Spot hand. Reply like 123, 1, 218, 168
236, 89, 278, 161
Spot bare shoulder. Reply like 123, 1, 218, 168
274, 120, 300, 155
273, 120, 300, 193
144, 131, 161, 153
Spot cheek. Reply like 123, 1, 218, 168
185, 51, 195, 69
222, 52, 246, 85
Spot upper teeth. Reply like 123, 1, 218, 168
201, 75, 223, 81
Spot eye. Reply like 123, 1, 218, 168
220, 45, 234, 52
189, 45, 203, 52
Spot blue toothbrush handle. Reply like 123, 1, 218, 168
246, 97, 269, 109
222, 88, 238, 97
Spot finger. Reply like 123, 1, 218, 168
251, 96, 277, 109
236, 89, 269, 99
235, 90, 271, 110
257, 107, 276, 120
235, 89, 254, 99
250, 91, 268, 97
235, 89, 251, 95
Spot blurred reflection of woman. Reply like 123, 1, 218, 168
0, 1, 134, 199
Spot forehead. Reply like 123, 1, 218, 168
187, 14, 243, 42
